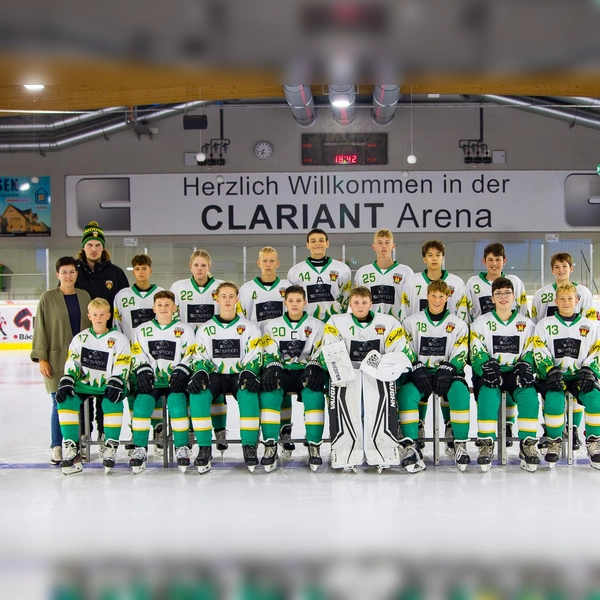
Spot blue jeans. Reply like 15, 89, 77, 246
50, 393, 63, 448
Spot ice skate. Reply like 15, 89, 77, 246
129, 447, 147, 474
586, 435, 600, 470
153, 423, 164, 456
519, 437, 540, 473
343, 465, 358, 473
417, 419, 426, 450
544, 438, 562, 468
261, 441, 279, 473
176, 445, 192, 473
215, 428, 228, 452
194, 446, 212, 474
564, 425, 581, 451
102, 440, 119, 473
279, 424, 295, 459
308, 443, 323, 472
400, 440, 426, 474
50, 446, 62, 466
98, 432, 106, 454
476, 438, 494, 472
443, 421, 455, 458
454, 441, 471, 472
61, 440, 83, 476
505, 423, 513, 448
243, 445, 258, 473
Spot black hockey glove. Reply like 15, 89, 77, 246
545, 366, 565, 392
481, 358, 502, 388
261, 362, 284, 392
187, 369, 210, 394
239, 369, 260, 394
169, 363, 192, 393
104, 376, 124, 403
303, 361, 326, 392
55, 375, 75, 403
434, 361, 456, 398
410, 362, 433, 398
578, 366, 597, 395
513, 361, 535, 389
135, 364, 155, 395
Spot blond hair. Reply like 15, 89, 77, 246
349, 286, 372, 301
190, 249, 212, 267
88, 298, 111, 312
373, 228, 393, 242
427, 280, 451, 296
556, 282, 577, 297
258, 246, 278, 259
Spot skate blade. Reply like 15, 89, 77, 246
246, 464, 256, 473
519, 460, 537, 473
62, 465, 83, 476
376, 465, 390, 474
456, 462, 468, 472
547, 461, 557, 469
131, 464, 146, 474
178, 464, 189, 473
343, 466, 358, 473
405, 461, 426, 474
197, 464, 211, 474
590, 461, 600, 471
263, 462, 278, 473
309, 463, 320, 472
104, 466, 113, 474
479, 463, 492, 473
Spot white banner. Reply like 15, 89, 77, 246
66, 170, 600, 236
0, 301, 37, 350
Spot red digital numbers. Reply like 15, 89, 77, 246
334, 154, 358, 164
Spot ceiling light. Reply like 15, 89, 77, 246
24, 84, 45, 91
331, 97, 351, 107
19, 183, 31, 191
31, 176, 39, 184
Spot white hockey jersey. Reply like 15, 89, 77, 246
401, 271, 468, 323
63, 327, 131, 396
262, 313, 325, 371
470, 310, 536, 376
465, 273, 529, 322
531, 282, 596, 324
238, 277, 291, 332
131, 319, 196, 388
194, 315, 262, 376
113, 284, 164, 340
402, 309, 469, 373
170, 277, 223, 329
287, 258, 352, 321
354, 262, 414, 321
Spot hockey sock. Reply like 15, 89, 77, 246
447, 380, 470, 440
166, 392, 190, 448
280, 393, 292, 428
236, 388, 260, 446
476, 386, 500, 440
259, 388, 283, 441
131, 393, 155, 447
189, 390, 214, 447
101, 398, 124, 442
57, 394, 83, 443
210, 394, 227, 431
580, 389, 600, 437
397, 381, 421, 440
302, 388, 325, 444
513, 387, 540, 440
543, 390, 566, 439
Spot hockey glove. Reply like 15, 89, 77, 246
411, 362, 433, 398
187, 369, 210, 394
261, 362, 284, 392
434, 361, 456, 398
513, 361, 535, 388
55, 375, 75, 403
239, 369, 260, 394
169, 363, 192, 393
104, 376, 124, 403
578, 366, 597, 395
135, 364, 155, 395
545, 366, 565, 392
481, 358, 502, 388
303, 361, 326, 392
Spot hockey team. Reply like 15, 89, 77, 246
48, 227, 600, 477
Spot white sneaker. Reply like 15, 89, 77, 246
50, 446, 62, 466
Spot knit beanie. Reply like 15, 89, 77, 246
81, 221, 105, 247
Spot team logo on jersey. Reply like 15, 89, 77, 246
173, 328, 185, 338
329, 270, 339, 282
374, 324, 386, 335
105, 280, 113, 290
279, 288, 287, 298
579, 325, 590, 338
515, 321, 527, 333
393, 274, 403, 284
237, 324, 246, 335
445, 322, 456, 334
211, 291, 218, 301
448, 286, 455, 297
304, 325, 313, 337
106, 337, 116, 348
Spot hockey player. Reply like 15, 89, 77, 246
55, 298, 131, 475
287, 228, 352, 321
470, 277, 541, 472
354, 228, 414, 321
398, 280, 471, 472
533, 283, 600, 470
187, 282, 263, 473
129, 290, 196, 473
320, 286, 413, 473
260, 285, 326, 472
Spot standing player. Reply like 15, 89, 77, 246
55, 298, 131, 475
287, 228, 352, 322
260, 286, 326, 472
128, 290, 196, 473
533, 283, 600, 469
354, 228, 413, 322
320, 287, 413, 473
470, 278, 541, 472
187, 282, 263, 473
398, 280, 471, 472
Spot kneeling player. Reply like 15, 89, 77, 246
187, 282, 263, 473
533, 283, 600, 470
470, 278, 540, 472
261, 286, 326, 472
56, 298, 131, 475
398, 280, 471, 472
129, 290, 196, 473
321, 286, 413, 473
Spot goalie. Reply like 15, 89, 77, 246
320, 286, 413, 473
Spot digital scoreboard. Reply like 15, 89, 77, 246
301, 133, 388, 166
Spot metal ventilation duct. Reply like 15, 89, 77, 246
0, 106, 127, 132
283, 85, 316, 127
371, 85, 401, 125
328, 85, 356, 126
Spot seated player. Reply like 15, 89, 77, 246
470, 278, 540, 472
187, 282, 263, 473
320, 286, 413, 473
533, 283, 600, 470
260, 285, 326, 472
129, 290, 196, 473
398, 280, 471, 472
56, 298, 131, 475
